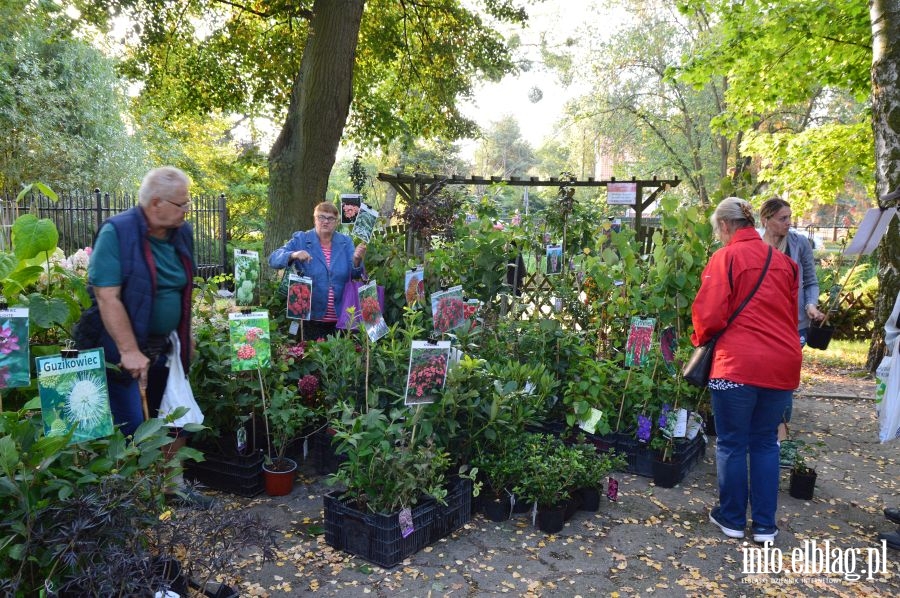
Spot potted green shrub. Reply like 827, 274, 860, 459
571, 437, 626, 510
788, 438, 825, 500
513, 433, 579, 533
472, 435, 524, 522
261, 383, 315, 496
324, 405, 453, 567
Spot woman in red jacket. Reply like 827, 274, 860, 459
692, 197, 801, 544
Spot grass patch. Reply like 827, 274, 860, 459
803, 338, 869, 370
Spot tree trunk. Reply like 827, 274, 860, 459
867, 0, 900, 370
265, 0, 365, 257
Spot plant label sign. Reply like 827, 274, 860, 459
625, 316, 656, 368
660, 326, 678, 375
0, 307, 30, 389
36, 348, 113, 444
545, 244, 563, 275
606, 182, 637, 205
228, 311, 271, 371
358, 279, 388, 342
404, 340, 451, 405
404, 266, 426, 310
340, 193, 362, 225
351, 202, 378, 243
234, 249, 260, 307
286, 275, 312, 321
430, 285, 466, 334
578, 407, 604, 435
399, 507, 415, 538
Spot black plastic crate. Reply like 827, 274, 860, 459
324, 491, 436, 568
432, 477, 473, 541
674, 435, 706, 479
184, 449, 264, 497
311, 428, 347, 475
606, 433, 705, 479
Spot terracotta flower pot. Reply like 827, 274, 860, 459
262, 457, 297, 496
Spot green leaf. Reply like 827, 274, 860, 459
0, 253, 17, 282
0, 436, 19, 474
11, 215, 58, 261
26, 294, 72, 329
5, 266, 44, 292
16, 183, 57, 202
23, 396, 42, 410
132, 418, 166, 445
305, 524, 325, 536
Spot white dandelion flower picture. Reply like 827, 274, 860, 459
37, 348, 113, 444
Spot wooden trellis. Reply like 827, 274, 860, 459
378, 172, 680, 319
377, 172, 679, 248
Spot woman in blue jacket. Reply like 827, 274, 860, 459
759, 197, 825, 444
268, 202, 366, 339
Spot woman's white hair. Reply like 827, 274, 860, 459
710, 196, 755, 230
138, 166, 190, 207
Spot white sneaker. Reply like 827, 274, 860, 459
752, 527, 779, 544
710, 508, 744, 539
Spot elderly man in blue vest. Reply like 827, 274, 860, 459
77, 166, 206, 504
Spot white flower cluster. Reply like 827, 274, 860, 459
62, 247, 92, 273
35, 247, 92, 290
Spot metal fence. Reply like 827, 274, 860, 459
0, 189, 228, 279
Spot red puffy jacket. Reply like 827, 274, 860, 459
691, 227, 801, 390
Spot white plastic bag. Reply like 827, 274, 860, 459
158, 332, 204, 428
878, 337, 900, 443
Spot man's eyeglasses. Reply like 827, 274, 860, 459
316, 215, 337, 222
163, 198, 192, 211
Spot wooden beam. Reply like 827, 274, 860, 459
377, 172, 680, 188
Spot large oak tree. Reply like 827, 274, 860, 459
76, 0, 527, 254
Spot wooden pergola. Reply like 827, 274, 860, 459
376, 172, 681, 246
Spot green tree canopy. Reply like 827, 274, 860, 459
74, 0, 527, 253
0, 0, 145, 191
674, 0, 873, 213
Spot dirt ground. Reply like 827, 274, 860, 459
192, 361, 899, 597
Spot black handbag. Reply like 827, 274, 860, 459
683, 247, 773, 387
682, 339, 717, 387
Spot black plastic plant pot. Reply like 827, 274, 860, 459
652, 458, 683, 488
482, 497, 510, 522
536, 504, 566, 534
789, 469, 817, 500
806, 324, 834, 350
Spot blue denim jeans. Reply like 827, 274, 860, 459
107, 355, 170, 437
711, 384, 792, 531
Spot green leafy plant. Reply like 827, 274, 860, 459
787, 438, 826, 475
570, 437, 627, 489
262, 383, 316, 466
512, 433, 580, 508
328, 406, 450, 514
0, 401, 204, 595
471, 434, 524, 499
0, 210, 91, 345
190, 283, 262, 450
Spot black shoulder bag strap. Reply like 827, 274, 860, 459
711, 246, 773, 342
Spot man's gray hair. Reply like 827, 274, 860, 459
138, 166, 190, 207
